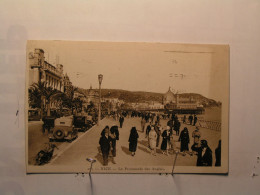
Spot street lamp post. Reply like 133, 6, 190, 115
98, 74, 103, 126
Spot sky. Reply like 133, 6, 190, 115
27, 41, 229, 102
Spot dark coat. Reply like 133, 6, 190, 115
146, 125, 151, 136
215, 146, 221, 166
183, 115, 186, 123
167, 120, 174, 128
110, 126, 119, 140
178, 129, 190, 152
128, 130, 139, 152
197, 147, 213, 166
174, 120, 180, 131
99, 135, 111, 154
119, 117, 124, 123
161, 130, 170, 150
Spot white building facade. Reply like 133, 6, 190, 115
28, 48, 64, 92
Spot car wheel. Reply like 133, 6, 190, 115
53, 129, 65, 140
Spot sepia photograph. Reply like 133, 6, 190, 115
26, 41, 229, 173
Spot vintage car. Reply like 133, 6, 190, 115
49, 116, 78, 142
73, 114, 95, 132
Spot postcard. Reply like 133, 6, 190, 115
26, 41, 229, 173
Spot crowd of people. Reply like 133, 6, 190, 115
99, 111, 221, 167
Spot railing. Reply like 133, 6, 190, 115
181, 117, 221, 131
197, 120, 221, 131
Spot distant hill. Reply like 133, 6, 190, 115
78, 88, 221, 107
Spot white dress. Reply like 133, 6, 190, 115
149, 130, 158, 149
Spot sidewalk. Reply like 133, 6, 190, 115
48, 117, 220, 168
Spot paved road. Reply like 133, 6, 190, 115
47, 117, 220, 169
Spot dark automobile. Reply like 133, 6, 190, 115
49, 116, 78, 142
73, 115, 95, 132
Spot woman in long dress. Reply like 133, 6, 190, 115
149, 126, 158, 155
161, 126, 171, 155
128, 127, 139, 156
178, 127, 190, 156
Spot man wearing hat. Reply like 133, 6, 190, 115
109, 125, 119, 158
191, 126, 201, 154
196, 140, 212, 166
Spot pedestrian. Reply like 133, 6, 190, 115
178, 127, 190, 155
169, 133, 175, 154
141, 117, 146, 132
99, 127, 111, 166
171, 113, 176, 121
193, 114, 198, 126
156, 115, 160, 124
145, 123, 151, 138
101, 125, 110, 136
215, 140, 221, 166
161, 126, 170, 155
197, 140, 212, 166
183, 115, 186, 124
191, 126, 201, 154
167, 119, 174, 135
128, 127, 139, 156
110, 125, 119, 158
154, 122, 161, 147
174, 118, 181, 136
119, 115, 124, 128
149, 126, 158, 155
188, 114, 193, 125
145, 114, 149, 123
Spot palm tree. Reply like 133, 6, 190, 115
72, 97, 83, 114
44, 86, 63, 116
29, 81, 47, 118
62, 86, 86, 115
29, 81, 63, 118
28, 86, 41, 109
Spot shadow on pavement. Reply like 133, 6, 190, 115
94, 147, 103, 165
156, 148, 163, 154
138, 140, 148, 147
121, 146, 131, 155
137, 146, 150, 154
95, 146, 116, 166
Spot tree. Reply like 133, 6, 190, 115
72, 97, 83, 114
29, 81, 63, 117
29, 81, 46, 118
28, 86, 41, 109
61, 86, 86, 115
44, 86, 63, 116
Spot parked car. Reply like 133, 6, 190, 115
49, 116, 78, 142
73, 114, 95, 132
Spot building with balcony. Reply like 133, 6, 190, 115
163, 88, 204, 113
28, 48, 64, 92
63, 73, 73, 97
